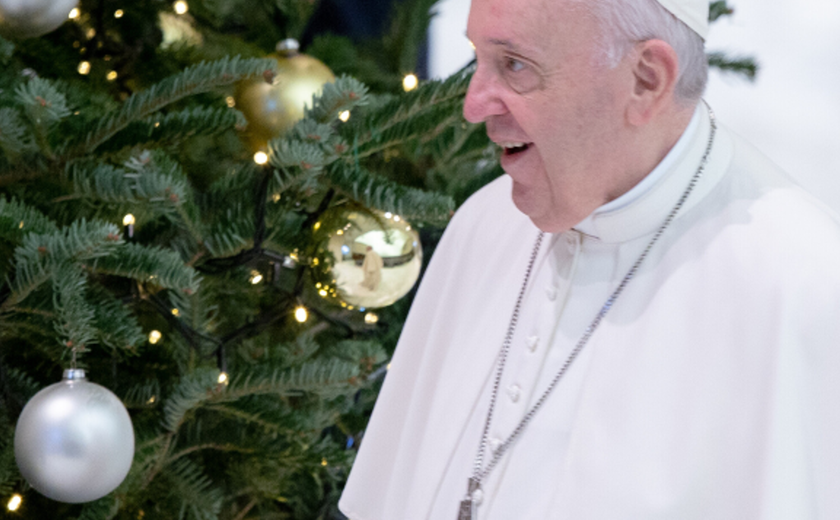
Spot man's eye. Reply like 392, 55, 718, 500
506, 57, 525, 73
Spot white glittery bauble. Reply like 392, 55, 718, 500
317, 209, 422, 309
0, 0, 79, 40
14, 369, 135, 503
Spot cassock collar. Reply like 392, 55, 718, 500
572, 103, 731, 244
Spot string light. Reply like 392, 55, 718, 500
148, 330, 162, 344
77, 61, 91, 75
174, 1, 189, 15
86, 28, 96, 39
225, 96, 235, 107
249, 270, 263, 285
253, 151, 268, 165
122, 214, 136, 226
365, 312, 379, 324
18, 221, 24, 229
147, 396, 156, 404
294, 306, 308, 323
7, 494, 22, 511
68, 8, 80, 19
107, 70, 118, 81
321, 458, 328, 467
114, 9, 124, 18
402, 73, 418, 92
171, 308, 180, 316
218, 372, 229, 385
338, 110, 350, 122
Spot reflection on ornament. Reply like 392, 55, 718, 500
68, 7, 79, 20
234, 39, 335, 152
316, 209, 422, 309
0, 0, 78, 39
14, 369, 134, 503
365, 312, 379, 324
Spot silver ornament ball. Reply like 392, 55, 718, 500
0, 0, 79, 40
317, 209, 422, 309
14, 369, 135, 503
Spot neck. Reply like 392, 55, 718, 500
603, 103, 697, 205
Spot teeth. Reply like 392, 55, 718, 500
501, 142, 526, 149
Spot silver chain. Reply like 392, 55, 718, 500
468, 103, 718, 499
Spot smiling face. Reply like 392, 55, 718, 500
464, 0, 635, 232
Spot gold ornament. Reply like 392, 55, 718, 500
314, 208, 422, 309
235, 39, 335, 152
0, 0, 78, 39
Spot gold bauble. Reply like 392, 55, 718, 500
314, 209, 422, 309
235, 39, 335, 152
0, 0, 78, 39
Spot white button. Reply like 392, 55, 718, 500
472, 488, 484, 505
546, 287, 557, 301
526, 335, 539, 352
507, 384, 521, 402
489, 437, 503, 452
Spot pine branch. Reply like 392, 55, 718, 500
0, 196, 59, 243
303, 75, 370, 124
6, 220, 122, 307
15, 77, 72, 128
709, 1, 735, 22
162, 368, 220, 432
51, 264, 97, 350
708, 51, 758, 81
88, 242, 200, 294
88, 290, 147, 351
0, 107, 36, 160
72, 494, 121, 520
68, 56, 276, 154
326, 163, 454, 223
95, 106, 248, 155
161, 458, 224, 520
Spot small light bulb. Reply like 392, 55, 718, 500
338, 110, 350, 122
384, 212, 393, 219
154, 121, 160, 128
68, 8, 80, 19
249, 270, 263, 285
106, 70, 118, 81
123, 213, 136, 226
225, 96, 235, 107
254, 151, 268, 165
147, 396, 156, 404
174, 1, 189, 15
318, 289, 328, 298
402, 73, 418, 92
77, 61, 91, 75
365, 312, 379, 324
86, 27, 96, 39
218, 372, 228, 384
271, 193, 281, 202
114, 9, 124, 18
7, 494, 22, 511
294, 306, 308, 323
394, 215, 401, 222
321, 458, 328, 467
171, 308, 180, 316
148, 330, 162, 344
313, 222, 321, 231
18, 221, 24, 229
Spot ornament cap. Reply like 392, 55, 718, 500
276, 38, 300, 56
62, 368, 86, 381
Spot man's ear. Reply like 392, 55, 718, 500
626, 39, 680, 126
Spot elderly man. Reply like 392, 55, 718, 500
339, 0, 840, 518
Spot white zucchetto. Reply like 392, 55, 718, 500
656, 0, 709, 39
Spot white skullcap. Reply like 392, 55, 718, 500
656, 0, 709, 39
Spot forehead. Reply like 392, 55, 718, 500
466, 0, 593, 55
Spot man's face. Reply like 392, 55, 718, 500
464, 0, 630, 232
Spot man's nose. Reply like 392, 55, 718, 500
463, 65, 507, 124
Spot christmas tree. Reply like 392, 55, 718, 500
0, 1, 753, 518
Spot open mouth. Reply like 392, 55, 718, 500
501, 142, 531, 156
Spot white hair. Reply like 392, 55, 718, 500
574, 0, 708, 103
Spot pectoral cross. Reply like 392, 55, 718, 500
457, 478, 481, 520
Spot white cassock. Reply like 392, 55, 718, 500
339, 105, 840, 520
